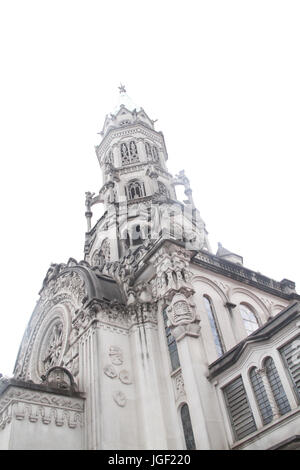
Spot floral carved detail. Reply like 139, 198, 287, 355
40, 271, 86, 307
41, 321, 64, 373
109, 346, 123, 365
151, 246, 194, 302
14, 294, 76, 382
173, 371, 185, 400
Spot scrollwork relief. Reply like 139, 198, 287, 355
119, 370, 132, 385
109, 346, 123, 365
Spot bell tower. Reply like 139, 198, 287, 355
84, 86, 211, 269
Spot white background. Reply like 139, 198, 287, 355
0, 0, 299, 376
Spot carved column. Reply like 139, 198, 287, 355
146, 163, 159, 195
79, 326, 98, 448
152, 244, 218, 449
85, 211, 93, 232
128, 299, 169, 449
166, 292, 211, 449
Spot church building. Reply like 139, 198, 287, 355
0, 87, 299, 450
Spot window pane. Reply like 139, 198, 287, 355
223, 376, 257, 441
181, 404, 196, 450
250, 368, 273, 425
203, 296, 224, 357
264, 357, 291, 416
240, 305, 259, 336
280, 337, 300, 402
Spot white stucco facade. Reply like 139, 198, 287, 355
1, 89, 299, 450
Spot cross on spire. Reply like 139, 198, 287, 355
118, 83, 126, 94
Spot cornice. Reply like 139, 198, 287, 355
192, 251, 300, 301
96, 124, 165, 159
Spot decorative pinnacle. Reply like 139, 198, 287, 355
118, 83, 126, 94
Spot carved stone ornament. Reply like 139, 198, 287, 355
119, 369, 132, 385
173, 371, 185, 400
173, 300, 192, 324
0, 386, 83, 430
42, 268, 86, 303
151, 246, 195, 301
109, 346, 123, 365
43, 366, 76, 392
104, 364, 117, 379
113, 390, 127, 407
166, 293, 195, 327
166, 293, 200, 341
39, 320, 64, 374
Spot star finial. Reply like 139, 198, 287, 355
118, 83, 126, 94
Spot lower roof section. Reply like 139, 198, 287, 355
208, 301, 300, 380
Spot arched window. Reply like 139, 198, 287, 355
127, 181, 145, 200
180, 403, 196, 450
129, 141, 139, 163
132, 224, 143, 246
203, 296, 224, 357
163, 309, 180, 371
145, 142, 152, 161
121, 141, 139, 165
106, 150, 114, 165
240, 304, 259, 336
264, 357, 291, 416
100, 238, 110, 262
121, 143, 130, 165
152, 146, 159, 163
249, 367, 273, 425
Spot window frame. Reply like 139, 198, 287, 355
263, 356, 291, 416
120, 140, 139, 166
239, 303, 260, 336
279, 335, 300, 404
222, 375, 257, 441
249, 366, 273, 425
127, 180, 146, 200
203, 295, 225, 357
179, 402, 196, 450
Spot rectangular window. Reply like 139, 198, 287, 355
223, 376, 257, 441
280, 336, 300, 403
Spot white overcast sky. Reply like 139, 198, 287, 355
0, 0, 299, 376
